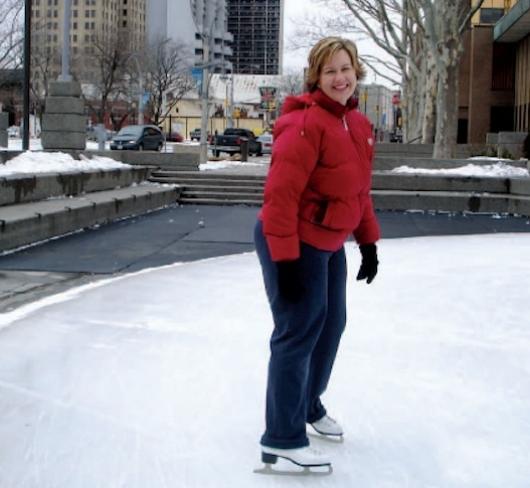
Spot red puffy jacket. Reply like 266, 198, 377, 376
259, 89, 380, 262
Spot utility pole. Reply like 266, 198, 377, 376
22, 0, 32, 150
193, 0, 215, 164
59, 0, 72, 81
228, 74, 234, 128
199, 38, 210, 164
130, 55, 144, 125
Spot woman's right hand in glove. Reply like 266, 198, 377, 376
277, 259, 304, 303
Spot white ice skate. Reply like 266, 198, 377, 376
309, 415, 344, 442
254, 445, 333, 476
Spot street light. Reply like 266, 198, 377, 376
59, 0, 72, 82
190, 0, 227, 164
128, 54, 144, 125
225, 64, 260, 129
22, 0, 32, 150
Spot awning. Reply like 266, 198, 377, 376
494, 0, 530, 42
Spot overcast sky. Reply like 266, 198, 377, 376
282, 0, 397, 88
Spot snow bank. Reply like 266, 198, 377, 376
200, 159, 266, 171
392, 162, 529, 178
0, 152, 130, 177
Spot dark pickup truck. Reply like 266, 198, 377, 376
211, 128, 262, 157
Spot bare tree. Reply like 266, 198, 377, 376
0, 0, 23, 75
292, 1, 421, 141
414, 0, 485, 158
293, 0, 486, 157
278, 69, 305, 98
76, 30, 131, 124
30, 20, 60, 121
142, 38, 194, 126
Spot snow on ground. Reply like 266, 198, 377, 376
0, 234, 529, 487
392, 161, 529, 178
199, 158, 269, 171
0, 151, 130, 177
1, 138, 192, 154
1, 139, 268, 176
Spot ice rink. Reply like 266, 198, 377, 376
1, 234, 529, 487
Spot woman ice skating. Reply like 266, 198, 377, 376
254, 36, 380, 474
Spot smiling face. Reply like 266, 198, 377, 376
318, 49, 357, 106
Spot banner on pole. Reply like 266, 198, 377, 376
191, 67, 203, 94
259, 86, 277, 111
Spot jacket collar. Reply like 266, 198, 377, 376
310, 89, 358, 118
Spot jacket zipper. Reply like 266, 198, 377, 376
342, 116, 349, 130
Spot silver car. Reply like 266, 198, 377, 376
257, 133, 273, 154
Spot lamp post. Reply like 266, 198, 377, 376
22, 0, 32, 150
59, 0, 72, 81
129, 55, 144, 125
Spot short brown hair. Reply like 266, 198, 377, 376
305, 37, 366, 92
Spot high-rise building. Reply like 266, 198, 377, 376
146, 0, 233, 73
30, 0, 146, 82
226, 0, 284, 75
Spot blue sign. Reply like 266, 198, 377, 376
191, 67, 203, 94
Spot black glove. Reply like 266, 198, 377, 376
277, 259, 304, 302
356, 243, 378, 284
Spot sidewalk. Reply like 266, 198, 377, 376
1, 203, 529, 313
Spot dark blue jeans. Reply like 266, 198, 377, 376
254, 220, 347, 449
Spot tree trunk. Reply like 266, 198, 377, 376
433, 62, 459, 159
403, 69, 424, 143
421, 57, 437, 144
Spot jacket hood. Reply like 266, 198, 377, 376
280, 93, 314, 116
281, 89, 359, 118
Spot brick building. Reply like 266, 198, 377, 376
459, 0, 530, 143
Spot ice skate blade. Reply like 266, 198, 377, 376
254, 463, 333, 476
308, 431, 344, 444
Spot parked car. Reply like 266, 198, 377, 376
7, 126, 20, 138
389, 128, 403, 143
166, 131, 184, 143
190, 128, 201, 141
190, 128, 213, 142
110, 125, 165, 151
87, 125, 114, 142
212, 128, 262, 157
257, 133, 273, 154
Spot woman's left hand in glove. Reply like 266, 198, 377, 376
356, 243, 378, 284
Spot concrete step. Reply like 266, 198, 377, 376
374, 143, 484, 158
0, 184, 180, 252
150, 175, 265, 187
151, 170, 530, 195
178, 197, 261, 206
181, 190, 263, 202
372, 189, 530, 216
87, 149, 200, 169
149, 169, 530, 216
1, 167, 151, 207
371, 173, 512, 193
373, 156, 528, 171
180, 184, 264, 193
178, 188, 530, 216
149, 170, 265, 182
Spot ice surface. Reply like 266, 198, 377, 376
0, 235, 529, 487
